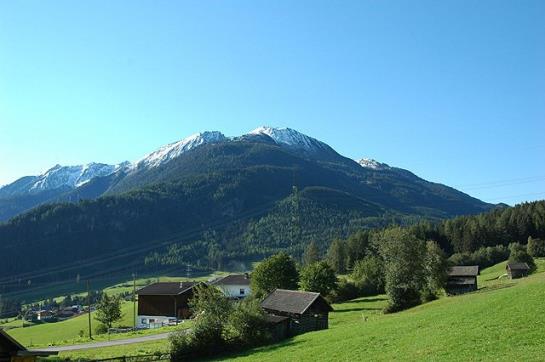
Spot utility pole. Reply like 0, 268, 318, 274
132, 273, 136, 330
87, 280, 93, 340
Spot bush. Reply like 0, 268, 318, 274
328, 279, 360, 303
94, 323, 108, 335
351, 255, 384, 295
509, 242, 536, 273
527, 236, 545, 257
226, 298, 271, 347
250, 252, 299, 298
448, 245, 509, 269
300, 261, 337, 297
170, 287, 270, 361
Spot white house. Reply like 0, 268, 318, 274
210, 274, 251, 299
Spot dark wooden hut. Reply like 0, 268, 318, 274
136, 281, 204, 327
506, 262, 530, 279
446, 266, 479, 295
0, 329, 57, 362
261, 289, 333, 337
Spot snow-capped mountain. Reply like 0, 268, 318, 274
135, 131, 227, 169
248, 126, 333, 153
0, 162, 129, 197
32, 162, 130, 191
0, 125, 494, 227
357, 158, 391, 170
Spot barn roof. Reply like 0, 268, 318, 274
261, 289, 333, 315
210, 274, 250, 286
447, 266, 479, 277
136, 281, 201, 296
507, 262, 530, 271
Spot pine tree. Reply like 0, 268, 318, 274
303, 241, 320, 266
327, 239, 347, 274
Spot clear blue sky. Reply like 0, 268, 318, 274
0, 1, 544, 205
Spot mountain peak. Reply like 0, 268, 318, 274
135, 131, 227, 169
248, 126, 331, 152
357, 158, 391, 170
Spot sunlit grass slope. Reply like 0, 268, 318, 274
226, 259, 545, 361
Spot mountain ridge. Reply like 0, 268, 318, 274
0, 126, 493, 223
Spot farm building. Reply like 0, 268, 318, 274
0, 329, 57, 362
210, 274, 251, 299
261, 289, 333, 337
446, 266, 479, 295
506, 263, 530, 279
136, 281, 205, 328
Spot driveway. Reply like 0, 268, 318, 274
34, 332, 172, 352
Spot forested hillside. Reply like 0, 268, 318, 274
0, 134, 494, 294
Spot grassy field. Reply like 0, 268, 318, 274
9, 259, 545, 361
6, 301, 191, 348
223, 259, 545, 361
2, 269, 230, 306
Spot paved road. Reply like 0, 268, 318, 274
33, 332, 172, 352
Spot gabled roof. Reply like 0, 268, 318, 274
210, 274, 250, 286
136, 281, 201, 296
507, 262, 530, 271
0, 328, 25, 352
261, 289, 333, 315
447, 266, 479, 277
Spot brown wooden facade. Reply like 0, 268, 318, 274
261, 289, 333, 337
137, 293, 193, 320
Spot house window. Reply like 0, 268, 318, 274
240, 288, 245, 295
141, 318, 147, 324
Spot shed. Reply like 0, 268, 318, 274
136, 281, 205, 328
446, 266, 479, 295
0, 329, 57, 362
506, 263, 530, 279
210, 274, 251, 299
261, 289, 333, 336
264, 314, 290, 342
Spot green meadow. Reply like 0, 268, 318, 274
8, 260, 545, 361
6, 301, 191, 348
224, 259, 545, 361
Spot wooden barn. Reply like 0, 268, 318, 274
261, 289, 333, 337
446, 266, 479, 295
0, 329, 57, 362
136, 281, 205, 328
506, 262, 530, 279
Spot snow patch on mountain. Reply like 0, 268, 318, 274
26, 162, 129, 192
248, 126, 331, 152
357, 158, 391, 170
135, 131, 227, 169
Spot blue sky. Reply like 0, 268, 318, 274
0, 1, 544, 205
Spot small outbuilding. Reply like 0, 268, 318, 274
0, 328, 57, 362
136, 281, 205, 328
446, 266, 479, 295
210, 274, 251, 299
506, 262, 530, 279
261, 289, 333, 337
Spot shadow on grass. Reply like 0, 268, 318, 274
207, 339, 304, 361
477, 283, 515, 293
335, 307, 382, 313
337, 296, 387, 304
